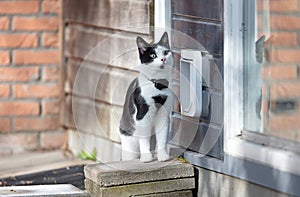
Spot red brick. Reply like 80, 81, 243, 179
271, 15, 300, 30
0, 118, 10, 132
0, 0, 39, 14
14, 84, 59, 98
42, 33, 59, 48
257, 0, 298, 12
270, 81, 300, 98
13, 17, 59, 31
40, 131, 66, 150
0, 84, 10, 97
270, 114, 300, 131
261, 65, 297, 80
0, 17, 9, 30
14, 50, 59, 65
0, 101, 39, 116
269, 49, 300, 63
42, 0, 60, 14
0, 51, 10, 65
14, 116, 60, 131
0, 34, 38, 48
270, 32, 298, 47
42, 100, 59, 115
0, 133, 38, 150
0, 67, 39, 82
43, 66, 59, 81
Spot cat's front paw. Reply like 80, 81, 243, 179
157, 152, 170, 162
140, 152, 152, 163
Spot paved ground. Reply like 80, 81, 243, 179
0, 150, 93, 178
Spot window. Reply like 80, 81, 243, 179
225, 0, 300, 176
243, 0, 300, 145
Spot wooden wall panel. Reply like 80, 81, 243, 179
173, 20, 222, 55
63, 95, 122, 142
171, 0, 224, 159
65, 25, 143, 70
62, 0, 153, 150
65, 59, 137, 106
64, 0, 152, 34
172, 0, 222, 21
170, 115, 223, 159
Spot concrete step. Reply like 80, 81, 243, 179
84, 159, 195, 197
84, 159, 194, 187
85, 178, 194, 197
135, 190, 193, 197
0, 184, 89, 197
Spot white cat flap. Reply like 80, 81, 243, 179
180, 50, 203, 118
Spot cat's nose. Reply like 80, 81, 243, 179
161, 57, 166, 63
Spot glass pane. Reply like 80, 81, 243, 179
244, 0, 300, 142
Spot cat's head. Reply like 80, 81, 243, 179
136, 32, 172, 70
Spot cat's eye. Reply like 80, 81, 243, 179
150, 54, 157, 58
164, 50, 170, 56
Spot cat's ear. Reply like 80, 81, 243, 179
136, 36, 148, 54
158, 32, 170, 49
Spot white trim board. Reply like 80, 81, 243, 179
184, 151, 300, 197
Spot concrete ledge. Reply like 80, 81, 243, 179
135, 190, 193, 197
84, 160, 194, 187
0, 184, 89, 197
85, 178, 194, 197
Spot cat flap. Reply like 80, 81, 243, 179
180, 50, 203, 118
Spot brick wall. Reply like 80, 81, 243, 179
0, 0, 64, 154
258, 0, 300, 141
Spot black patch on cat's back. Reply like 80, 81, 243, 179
120, 128, 132, 136
150, 79, 169, 90
152, 94, 168, 108
134, 86, 149, 121
119, 78, 139, 136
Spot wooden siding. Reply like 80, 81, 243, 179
62, 0, 153, 153
171, 0, 224, 159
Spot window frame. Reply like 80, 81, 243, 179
224, 0, 300, 177
156, 0, 300, 195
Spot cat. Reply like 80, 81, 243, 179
119, 32, 173, 162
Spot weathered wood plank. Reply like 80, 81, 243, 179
64, 0, 153, 34
0, 166, 86, 190
65, 25, 145, 70
170, 114, 223, 159
65, 58, 137, 106
173, 19, 222, 55
172, 0, 222, 21
63, 95, 122, 143
68, 129, 121, 163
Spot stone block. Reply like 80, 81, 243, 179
135, 190, 193, 197
84, 160, 194, 187
85, 178, 195, 197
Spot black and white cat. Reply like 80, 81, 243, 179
119, 32, 173, 162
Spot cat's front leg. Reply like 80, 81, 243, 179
156, 125, 170, 162
120, 135, 139, 161
155, 97, 171, 162
139, 137, 152, 162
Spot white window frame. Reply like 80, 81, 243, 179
224, 0, 300, 177
155, 0, 300, 195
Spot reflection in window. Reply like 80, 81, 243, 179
244, 0, 300, 142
